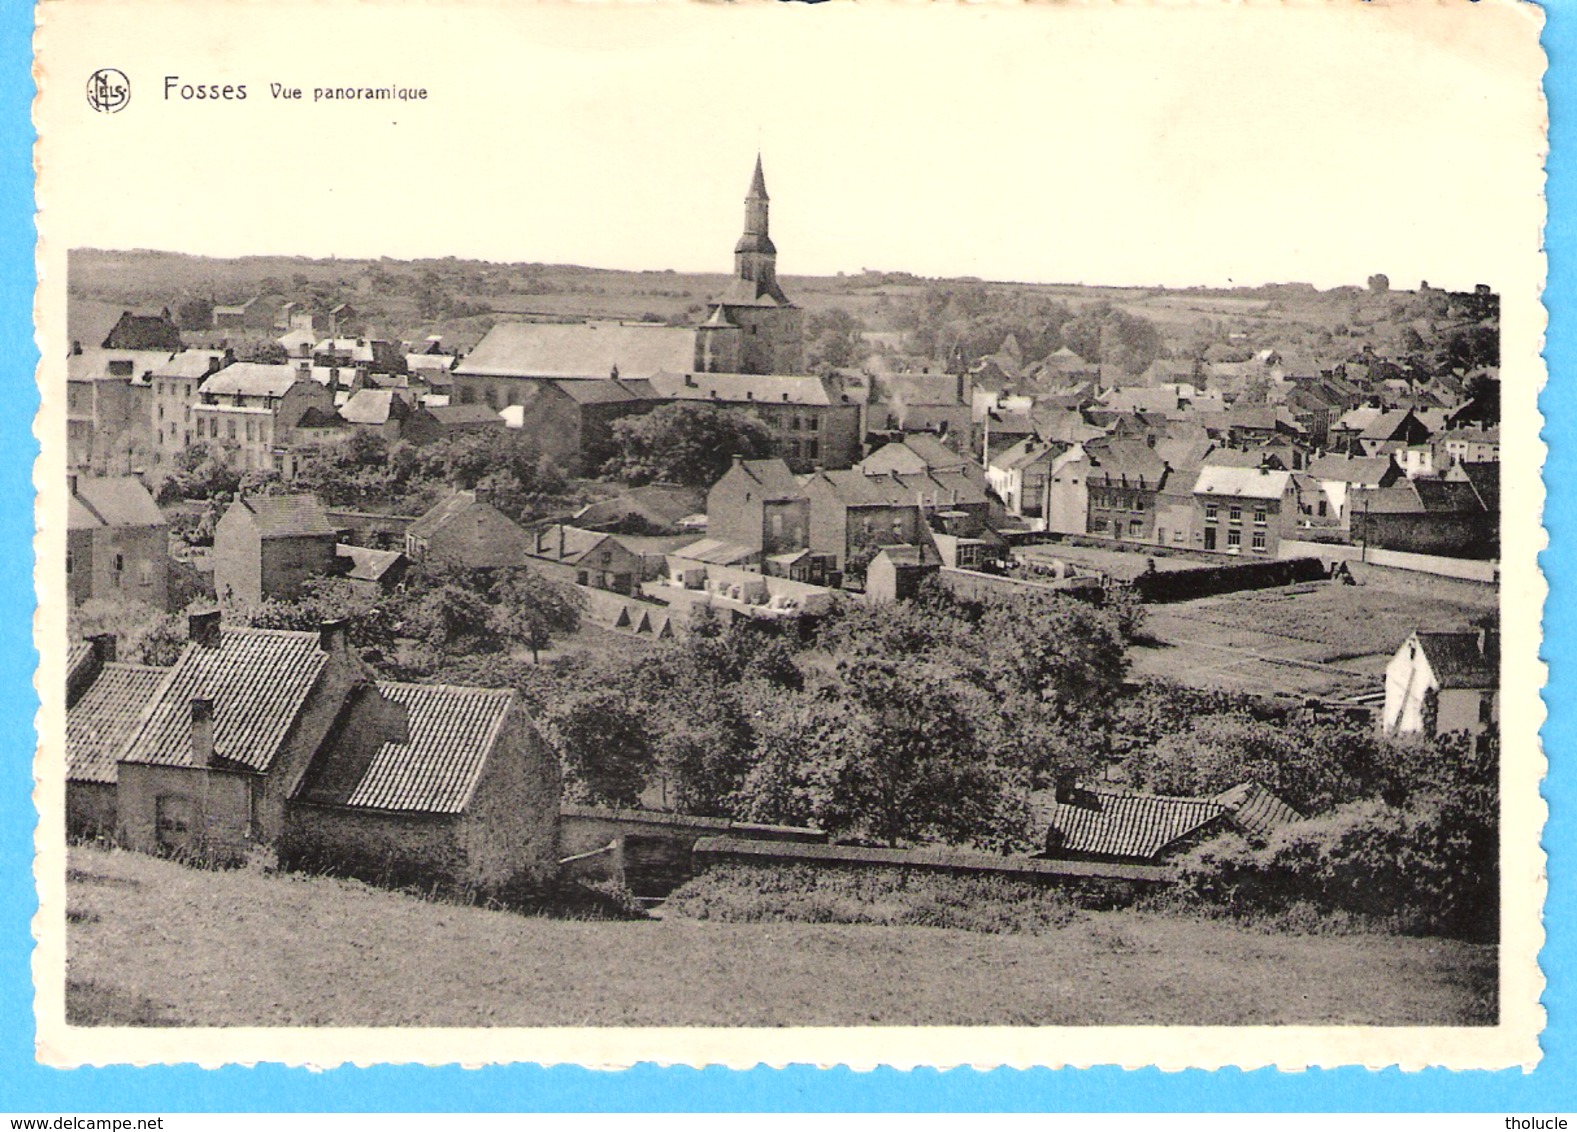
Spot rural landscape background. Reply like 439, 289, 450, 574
62, 244, 1499, 1028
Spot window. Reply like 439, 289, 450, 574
114, 553, 124, 573
1229, 506, 1242, 523
806, 439, 819, 460
1227, 528, 1241, 548
157, 404, 164, 421
227, 419, 236, 440
1252, 529, 1267, 552
155, 794, 193, 852
1129, 519, 1143, 537
246, 420, 255, 442
65, 548, 73, 575
1253, 506, 1267, 526
1205, 503, 1218, 521
807, 416, 820, 431
1318, 499, 1328, 517
790, 416, 802, 432
459, 386, 475, 405
138, 560, 155, 585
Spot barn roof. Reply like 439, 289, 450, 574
293, 682, 516, 815
67, 662, 169, 784
120, 628, 332, 773
1213, 781, 1302, 840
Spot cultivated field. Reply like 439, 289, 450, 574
1130, 577, 1496, 700
66, 847, 1495, 1027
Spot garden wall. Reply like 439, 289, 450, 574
1128, 557, 1327, 602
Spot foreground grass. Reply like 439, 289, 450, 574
66, 847, 1495, 1027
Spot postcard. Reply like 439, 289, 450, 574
32, 0, 1545, 1071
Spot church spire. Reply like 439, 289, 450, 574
748, 152, 769, 201
734, 153, 777, 286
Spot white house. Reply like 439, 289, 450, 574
1382, 628, 1499, 738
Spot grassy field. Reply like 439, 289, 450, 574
1130, 579, 1494, 700
66, 847, 1495, 1027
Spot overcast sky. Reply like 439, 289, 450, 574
43, 1, 1545, 291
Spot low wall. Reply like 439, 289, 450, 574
693, 836, 1175, 884
1279, 539, 1499, 583
559, 805, 827, 895
936, 567, 1103, 604
1129, 556, 1327, 602
664, 560, 837, 615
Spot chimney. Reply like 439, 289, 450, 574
189, 699, 215, 769
559, 525, 566, 561
318, 617, 350, 654
67, 473, 78, 498
87, 632, 117, 665
731, 454, 744, 469
71, 340, 82, 356
188, 608, 221, 649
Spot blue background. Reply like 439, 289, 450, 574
1, 0, 1569, 1113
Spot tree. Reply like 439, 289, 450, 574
547, 689, 654, 807
602, 403, 774, 487
804, 307, 865, 370
68, 598, 188, 667
488, 566, 585, 663
1367, 273, 1390, 294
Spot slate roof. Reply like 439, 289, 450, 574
422, 404, 505, 426
550, 378, 660, 405
1333, 406, 1383, 433
236, 495, 338, 539
1451, 460, 1499, 513
648, 371, 844, 407
1086, 439, 1169, 487
989, 437, 1063, 474
70, 476, 165, 528
293, 682, 515, 815
1412, 478, 1488, 514
152, 350, 228, 380
812, 468, 988, 509
732, 457, 805, 501
67, 662, 169, 784
456, 321, 697, 379
339, 388, 405, 426
870, 374, 966, 406
1415, 631, 1498, 690
199, 363, 300, 398
528, 524, 627, 565
1307, 453, 1397, 484
1045, 789, 1228, 861
67, 348, 172, 384
295, 406, 346, 430
858, 434, 970, 475
121, 628, 333, 772
1193, 465, 1292, 500
336, 544, 406, 584
1360, 408, 1423, 441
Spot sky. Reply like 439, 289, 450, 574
39, 0, 1546, 291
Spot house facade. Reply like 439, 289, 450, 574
1382, 629, 1499, 738
67, 474, 170, 609
194, 364, 336, 473
1193, 465, 1298, 555
404, 490, 532, 569
213, 494, 341, 606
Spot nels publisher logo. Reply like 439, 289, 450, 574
86, 68, 130, 113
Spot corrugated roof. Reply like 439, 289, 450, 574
1417, 630, 1497, 690
294, 682, 515, 814
1045, 789, 1227, 861
199, 362, 300, 398
121, 628, 333, 772
72, 476, 165, 528
237, 494, 338, 539
67, 662, 169, 784
456, 321, 697, 379
1193, 465, 1292, 500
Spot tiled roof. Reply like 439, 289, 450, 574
199, 363, 300, 398
71, 476, 165, 528
1416, 630, 1497, 690
67, 642, 94, 685
336, 544, 406, 583
238, 494, 338, 539
1193, 465, 1292, 500
648, 371, 844, 407
456, 321, 697, 379
121, 628, 333, 772
1045, 789, 1228, 861
67, 662, 169, 784
1214, 782, 1302, 839
294, 682, 515, 814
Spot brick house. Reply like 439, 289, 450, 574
194, 363, 336, 473
116, 614, 371, 860
1084, 440, 1170, 543
705, 457, 811, 559
280, 681, 561, 895
1192, 465, 1299, 555
67, 653, 169, 838
402, 403, 509, 444
525, 525, 642, 594
67, 474, 170, 609
404, 490, 532, 569
213, 494, 341, 607
647, 371, 863, 473
1383, 628, 1499, 738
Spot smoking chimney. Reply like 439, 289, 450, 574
189, 698, 215, 769
188, 608, 221, 649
